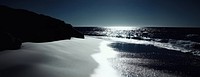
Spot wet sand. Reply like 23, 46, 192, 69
109, 42, 200, 77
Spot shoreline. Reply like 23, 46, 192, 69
91, 41, 120, 77
91, 36, 200, 77
1, 36, 200, 77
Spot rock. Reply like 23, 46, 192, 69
0, 5, 84, 42
0, 32, 22, 50
0, 5, 84, 50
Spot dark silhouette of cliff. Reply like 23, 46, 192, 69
0, 5, 84, 50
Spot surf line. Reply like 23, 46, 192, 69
91, 41, 120, 77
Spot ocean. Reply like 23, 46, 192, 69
75, 27, 200, 55
76, 27, 200, 77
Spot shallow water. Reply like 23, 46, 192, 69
110, 42, 200, 77
91, 39, 200, 77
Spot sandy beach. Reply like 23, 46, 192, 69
0, 37, 102, 77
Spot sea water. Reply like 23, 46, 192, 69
76, 27, 200, 77
76, 27, 200, 56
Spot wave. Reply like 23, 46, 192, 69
75, 27, 200, 56
93, 36, 200, 56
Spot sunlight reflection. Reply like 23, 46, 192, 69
99, 27, 140, 38
91, 41, 120, 77
91, 39, 177, 77
105, 26, 139, 30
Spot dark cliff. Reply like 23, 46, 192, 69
0, 5, 84, 50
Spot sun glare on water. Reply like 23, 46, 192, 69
105, 26, 139, 30
100, 26, 140, 38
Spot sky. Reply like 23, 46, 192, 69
0, 0, 200, 27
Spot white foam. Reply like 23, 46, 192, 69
91, 41, 120, 77
97, 37, 200, 56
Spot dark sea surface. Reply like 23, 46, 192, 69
76, 27, 200, 77
76, 27, 200, 55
